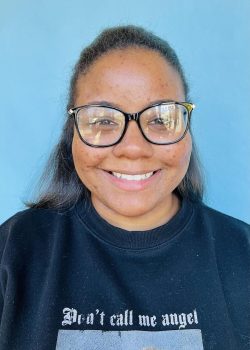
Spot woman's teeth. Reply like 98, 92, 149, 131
111, 171, 154, 180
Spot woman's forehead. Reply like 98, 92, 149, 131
74, 47, 185, 109
80, 47, 178, 79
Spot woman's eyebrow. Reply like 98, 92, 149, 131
148, 98, 175, 105
84, 100, 121, 108
84, 99, 176, 109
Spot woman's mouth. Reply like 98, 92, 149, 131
111, 171, 154, 181
103, 170, 161, 191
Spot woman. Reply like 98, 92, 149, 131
0, 26, 249, 350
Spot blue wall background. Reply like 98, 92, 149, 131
0, 0, 249, 224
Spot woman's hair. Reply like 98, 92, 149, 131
28, 25, 204, 209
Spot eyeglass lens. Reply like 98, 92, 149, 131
76, 104, 189, 146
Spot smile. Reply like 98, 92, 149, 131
111, 171, 154, 181
103, 169, 161, 191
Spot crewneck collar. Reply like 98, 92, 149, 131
76, 197, 194, 249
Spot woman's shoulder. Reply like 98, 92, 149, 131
197, 200, 249, 228
191, 199, 250, 245
1, 205, 73, 231
0, 206, 76, 252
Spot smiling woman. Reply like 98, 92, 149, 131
71, 48, 193, 230
0, 26, 249, 350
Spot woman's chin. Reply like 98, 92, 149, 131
91, 192, 177, 230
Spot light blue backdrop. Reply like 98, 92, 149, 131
0, 0, 249, 224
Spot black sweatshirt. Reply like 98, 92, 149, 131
0, 198, 249, 350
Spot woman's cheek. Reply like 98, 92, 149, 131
72, 134, 108, 192
162, 136, 192, 169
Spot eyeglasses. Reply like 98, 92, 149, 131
68, 101, 195, 147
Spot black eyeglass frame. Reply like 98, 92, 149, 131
68, 101, 195, 148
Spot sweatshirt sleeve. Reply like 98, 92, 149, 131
0, 214, 21, 329
0, 219, 9, 328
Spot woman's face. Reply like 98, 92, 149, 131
72, 48, 192, 230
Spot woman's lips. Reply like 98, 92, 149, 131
111, 171, 154, 180
102, 169, 161, 191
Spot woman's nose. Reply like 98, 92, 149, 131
112, 121, 153, 159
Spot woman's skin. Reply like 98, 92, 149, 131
72, 48, 192, 231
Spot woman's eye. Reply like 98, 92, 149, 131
89, 118, 116, 126
150, 118, 164, 125
149, 118, 167, 126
